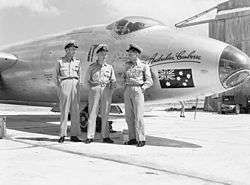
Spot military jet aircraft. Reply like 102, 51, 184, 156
0, 16, 250, 110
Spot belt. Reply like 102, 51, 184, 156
97, 83, 107, 87
100, 83, 107, 87
125, 83, 143, 87
61, 77, 79, 81
90, 83, 107, 87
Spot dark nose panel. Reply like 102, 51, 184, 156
219, 45, 250, 89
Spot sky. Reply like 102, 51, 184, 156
0, 0, 226, 46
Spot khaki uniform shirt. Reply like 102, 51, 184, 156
87, 62, 116, 87
55, 57, 81, 85
124, 58, 153, 90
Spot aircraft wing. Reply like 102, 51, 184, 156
0, 52, 18, 72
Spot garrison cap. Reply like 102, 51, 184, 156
95, 43, 109, 53
126, 43, 143, 54
64, 41, 78, 49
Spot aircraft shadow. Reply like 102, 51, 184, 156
15, 137, 59, 142
6, 114, 201, 148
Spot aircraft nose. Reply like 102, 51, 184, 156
219, 45, 250, 89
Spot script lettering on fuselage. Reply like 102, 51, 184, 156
142, 50, 202, 66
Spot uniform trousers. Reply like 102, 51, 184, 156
87, 85, 112, 139
59, 79, 81, 137
124, 86, 145, 141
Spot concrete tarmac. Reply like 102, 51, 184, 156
1, 104, 250, 185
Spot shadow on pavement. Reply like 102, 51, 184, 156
110, 131, 202, 148
6, 115, 60, 136
15, 137, 59, 142
6, 114, 202, 148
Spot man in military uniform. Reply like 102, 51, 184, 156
85, 44, 116, 144
123, 44, 153, 147
55, 41, 82, 143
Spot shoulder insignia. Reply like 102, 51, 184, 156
89, 63, 97, 69
89, 62, 95, 66
125, 61, 132, 65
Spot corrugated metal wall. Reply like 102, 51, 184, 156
217, 0, 250, 11
206, 0, 250, 112
209, 1, 250, 56
209, 20, 225, 42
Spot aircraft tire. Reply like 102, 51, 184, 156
80, 110, 88, 132
79, 106, 102, 133
235, 104, 240, 114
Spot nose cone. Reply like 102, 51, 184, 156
219, 45, 250, 89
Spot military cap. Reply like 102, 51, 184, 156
95, 43, 109, 53
126, 43, 143, 54
64, 41, 78, 49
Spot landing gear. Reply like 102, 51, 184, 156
235, 104, 240, 114
79, 106, 115, 133
80, 107, 89, 132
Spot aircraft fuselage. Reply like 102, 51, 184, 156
0, 16, 250, 105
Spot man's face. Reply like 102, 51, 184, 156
97, 50, 108, 64
127, 49, 139, 61
65, 47, 77, 58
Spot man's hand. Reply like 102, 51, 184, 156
141, 86, 145, 94
56, 83, 61, 98
88, 80, 100, 87
109, 82, 117, 89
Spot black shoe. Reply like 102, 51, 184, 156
103, 137, 114, 143
110, 129, 117, 133
124, 139, 137, 145
70, 136, 82, 142
85, 138, 93, 144
137, 141, 146, 147
58, 136, 65, 143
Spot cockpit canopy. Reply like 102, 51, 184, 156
106, 16, 164, 35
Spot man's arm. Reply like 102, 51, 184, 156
87, 66, 99, 87
86, 66, 92, 87
141, 64, 153, 91
55, 61, 61, 87
109, 66, 117, 89
120, 63, 128, 87
77, 59, 81, 77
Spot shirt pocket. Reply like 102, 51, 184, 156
92, 72, 99, 81
73, 64, 80, 72
60, 66, 68, 76
128, 68, 143, 78
135, 67, 144, 78
103, 70, 111, 79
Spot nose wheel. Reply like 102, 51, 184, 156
80, 109, 89, 132
235, 104, 240, 114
